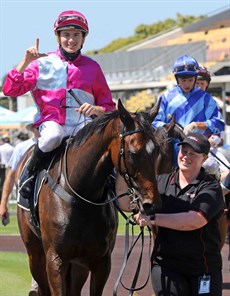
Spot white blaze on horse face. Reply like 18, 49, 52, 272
145, 139, 155, 155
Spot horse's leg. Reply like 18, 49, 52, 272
45, 249, 67, 296
29, 247, 51, 296
68, 263, 89, 296
17, 207, 51, 295
89, 254, 112, 296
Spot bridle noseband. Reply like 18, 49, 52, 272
118, 124, 145, 212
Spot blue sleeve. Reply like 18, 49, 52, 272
204, 93, 225, 134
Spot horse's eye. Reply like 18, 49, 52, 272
128, 150, 140, 162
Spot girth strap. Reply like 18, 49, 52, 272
42, 170, 77, 207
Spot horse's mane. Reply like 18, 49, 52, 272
72, 110, 119, 148
153, 122, 185, 157
72, 109, 159, 149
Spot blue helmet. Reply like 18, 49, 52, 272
173, 55, 199, 77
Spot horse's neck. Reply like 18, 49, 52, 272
67, 133, 115, 189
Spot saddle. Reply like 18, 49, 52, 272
17, 136, 116, 238
17, 137, 71, 237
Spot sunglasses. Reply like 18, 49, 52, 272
174, 64, 198, 73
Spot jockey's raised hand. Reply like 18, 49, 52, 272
17, 38, 48, 72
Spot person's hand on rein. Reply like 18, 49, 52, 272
75, 103, 105, 117
16, 38, 48, 73
133, 212, 153, 227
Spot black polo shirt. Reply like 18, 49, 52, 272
153, 168, 225, 275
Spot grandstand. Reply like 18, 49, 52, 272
124, 89, 159, 112
91, 6, 230, 142
91, 6, 230, 116
91, 6, 229, 87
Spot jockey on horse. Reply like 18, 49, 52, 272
2, 10, 116, 199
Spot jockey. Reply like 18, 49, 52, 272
152, 55, 225, 167
196, 65, 225, 147
196, 65, 211, 91
2, 10, 116, 199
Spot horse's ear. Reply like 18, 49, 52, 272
164, 114, 176, 138
165, 114, 176, 133
163, 114, 185, 141
118, 99, 135, 130
149, 97, 162, 121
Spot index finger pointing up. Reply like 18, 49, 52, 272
35, 38, 39, 50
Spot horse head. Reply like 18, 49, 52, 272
113, 99, 162, 215
153, 110, 186, 174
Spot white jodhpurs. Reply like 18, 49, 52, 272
38, 121, 83, 153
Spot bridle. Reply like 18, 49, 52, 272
43, 121, 146, 208
117, 124, 145, 212
41, 120, 155, 295
113, 123, 154, 296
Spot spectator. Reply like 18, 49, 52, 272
0, 134, 14, 168
0, 134, 14, 201
152, 55, 225, 167
0, 124, 39, 222
134, 132, 225, 296
0, 123, 39, 296
2, 10, 115, 199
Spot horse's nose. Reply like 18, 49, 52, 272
143, 203, 155, 215
142, 199, 162, 215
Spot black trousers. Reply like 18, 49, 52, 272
151, 264, 222, 296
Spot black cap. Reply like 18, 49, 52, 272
178, 132, 210, 155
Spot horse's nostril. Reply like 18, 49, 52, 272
143, 203, 156, 215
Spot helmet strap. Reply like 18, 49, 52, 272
56, 33, 61, 45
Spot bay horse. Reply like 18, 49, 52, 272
16, 99, 164, 296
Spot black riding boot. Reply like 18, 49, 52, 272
19, 145, 46, 199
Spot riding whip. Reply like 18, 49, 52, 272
68, 89, 97, 119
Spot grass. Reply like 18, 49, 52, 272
0, 204, 144, 295
1, 204, 19, 234
0, 252, 31, 296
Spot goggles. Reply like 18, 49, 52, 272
173, 64, 198, 73
57, 15, 87, 25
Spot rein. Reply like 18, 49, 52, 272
44, 123, 145, 208
113, 215, 153, 295
42, 121, 153, 295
